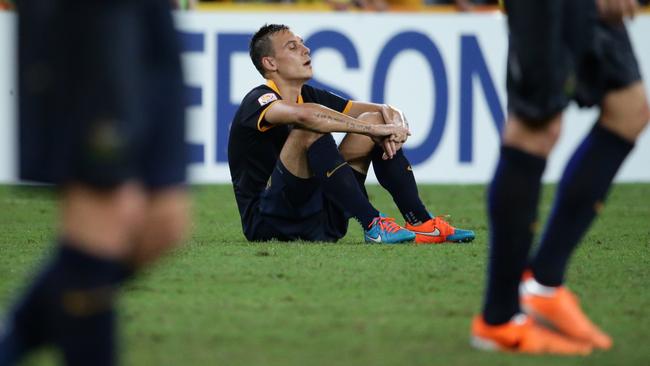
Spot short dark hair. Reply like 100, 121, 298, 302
249, 24, 289, 77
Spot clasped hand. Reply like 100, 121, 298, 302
378, 104, 410, 160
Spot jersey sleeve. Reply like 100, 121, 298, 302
303, 85, 352, 114
238, 87, 282, 132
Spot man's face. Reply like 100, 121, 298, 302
267, 29, 312, 81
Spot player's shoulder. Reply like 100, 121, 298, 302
300, 83, 337, 102
301, 83, 348, 106
301, 83, 322, 97
241, 84, 280, 108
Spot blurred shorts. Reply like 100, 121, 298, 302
18, 0, 187, 189
504, 0, 641, 123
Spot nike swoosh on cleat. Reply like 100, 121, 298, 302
326, 162, 348, 178
411, 228, 441, 237
367, 234, 382, 243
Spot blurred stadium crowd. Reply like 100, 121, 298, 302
196, 0, 498, 12
2, 0, 648, 12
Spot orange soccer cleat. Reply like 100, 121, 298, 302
520, 274, 613, 350
470, 314, 592, 355
405, 215, 475, 244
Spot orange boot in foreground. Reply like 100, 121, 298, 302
520, 273, 613, 350
471, 314, 592, 355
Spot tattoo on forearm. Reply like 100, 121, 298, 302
349, 122, 372, 132
314, 112, 345, 123
314, 112, 372, 132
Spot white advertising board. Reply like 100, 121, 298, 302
0, 12, 16, 183
0, 12, 649, 183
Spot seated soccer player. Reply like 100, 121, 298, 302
228, 24, 475, 244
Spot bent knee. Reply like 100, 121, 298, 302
140, 190, 190, 251
154, 212, 188, 249
601, 82, 650, 141
155, 199, 189, 246
503, 114, 562, 157
357, 111, 384, 125
62, 183, 148, 257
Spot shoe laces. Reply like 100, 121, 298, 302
371, 216, 401, 233
432, 215, 454, 231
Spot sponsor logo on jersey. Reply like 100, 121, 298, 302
258, 93, 278, 106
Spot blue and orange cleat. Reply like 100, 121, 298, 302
405, 214, 475, 244
364, 214, 415, 244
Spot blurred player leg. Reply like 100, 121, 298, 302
523, 14, 649, 349
476, 0, 648, 354
0, 0, 189, 365
0, 183, 145, 366
535, 85, 648, 277
481, 115, 558, 325
526, 83, 648, 350
130, 188, 190, 267
475, 0, 595, 353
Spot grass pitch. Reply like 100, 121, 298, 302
0, 184, 649, 366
